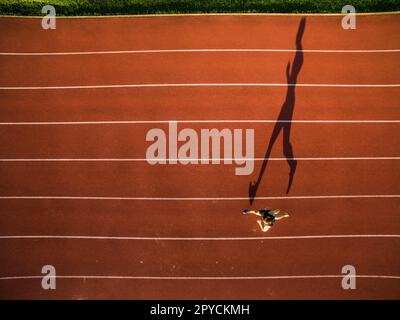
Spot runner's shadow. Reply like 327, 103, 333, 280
249, 17, 306, 205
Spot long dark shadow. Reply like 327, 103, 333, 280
249, 17, 306, 205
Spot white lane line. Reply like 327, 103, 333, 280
1, 48, 400, 56
1, 83, 400, 90
1, 157, 400, 162
0, 274, 399, 280
1, 120, 400, 125
0, 195, 399, 201
0, 234, 399, 241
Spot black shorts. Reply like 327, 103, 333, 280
259, 209, 276, 224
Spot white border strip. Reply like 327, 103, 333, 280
0, 274, 399, 280
0, 195, 399, 201
2, 11, 400, 18
1, 48, 400, 56
1, 83, 399, 90
0, 234, 399, 241
1, 157, 400, 162
1, 120, 400, 125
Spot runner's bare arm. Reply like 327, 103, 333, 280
257, 220, 271, 232
274, 211, 290, 220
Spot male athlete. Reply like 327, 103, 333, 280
242, 208, 289, 232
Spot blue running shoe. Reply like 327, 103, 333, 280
242, 209, 250, 215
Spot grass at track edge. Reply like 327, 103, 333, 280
0, 0, 399, 16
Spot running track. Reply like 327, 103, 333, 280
0, 13, 399, 299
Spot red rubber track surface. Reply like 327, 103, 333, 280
0, 14, 399, 299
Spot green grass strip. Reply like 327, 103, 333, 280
0, 0, 399, 16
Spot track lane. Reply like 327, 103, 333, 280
0, 15, 399, 52
0, 161, 398, 197
0, 123, 399, 158
1, 52, 399, 87
1, 238, 398, 279
1, 277, 399, 299
1, 87, 399, 122
0, 198, 399, 237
